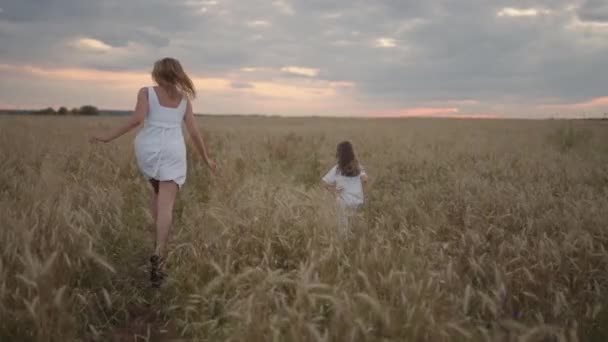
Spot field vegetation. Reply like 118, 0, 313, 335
1, 116, 608, 341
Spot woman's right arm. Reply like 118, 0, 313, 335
184, 100, 217, 173
90, 88, 147, 143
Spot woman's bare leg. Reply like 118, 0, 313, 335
149, 179, 159, 222
153, 181, 179, 257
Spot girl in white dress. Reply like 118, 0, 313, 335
91, 58, 217, 287
322, 141, 368, 235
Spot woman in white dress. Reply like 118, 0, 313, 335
322, 141, 368, 236
91, 57, 217, 287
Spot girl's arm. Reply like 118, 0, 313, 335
90, 88, 147, 143
322, 166, 340, 194
324, 182, 338, 194
360, 164, 369, 186
183, 100, 217, 174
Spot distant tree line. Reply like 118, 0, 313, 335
33, 105, 99, 116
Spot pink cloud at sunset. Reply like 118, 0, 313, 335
371, 107, 501, 119
539, 96, 608, 111
373, 107, 459, 117
0, 63, 359, 115
0, 63, 351, 99
0, 61, 507, 118
0, 64, 230, 91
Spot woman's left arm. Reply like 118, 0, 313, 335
90, 88, 147, 143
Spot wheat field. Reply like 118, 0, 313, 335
1, 115, 608, 341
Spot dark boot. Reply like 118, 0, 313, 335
149, 255, 165, 288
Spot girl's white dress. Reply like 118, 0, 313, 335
322, 165, 366, 208
134, 87, 188, 187
322, 165, 367, 234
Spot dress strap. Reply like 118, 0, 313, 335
147, 87, 157, 109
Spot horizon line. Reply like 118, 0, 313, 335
1, 108, 605, 121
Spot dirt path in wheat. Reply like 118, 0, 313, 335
104, 226, 183, 342
109, 302, 180, 342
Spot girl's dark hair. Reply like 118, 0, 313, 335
336, 141, 360, 177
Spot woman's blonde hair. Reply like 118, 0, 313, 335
151, 57, 196, 99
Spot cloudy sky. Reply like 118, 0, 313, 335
0, 0, 607, 118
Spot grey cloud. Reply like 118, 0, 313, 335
0, 0, 207, 68
95, 28, 172, 49
0, 0, 96, 22
0, 0, 201, 30
297, 0, 608, 106
578, 0, 608, 22
230, 81, 254, 89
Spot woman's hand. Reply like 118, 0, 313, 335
89, 134, 110, 144
205, 158, 218, 175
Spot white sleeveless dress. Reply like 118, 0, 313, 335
134, 87, 188, 187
